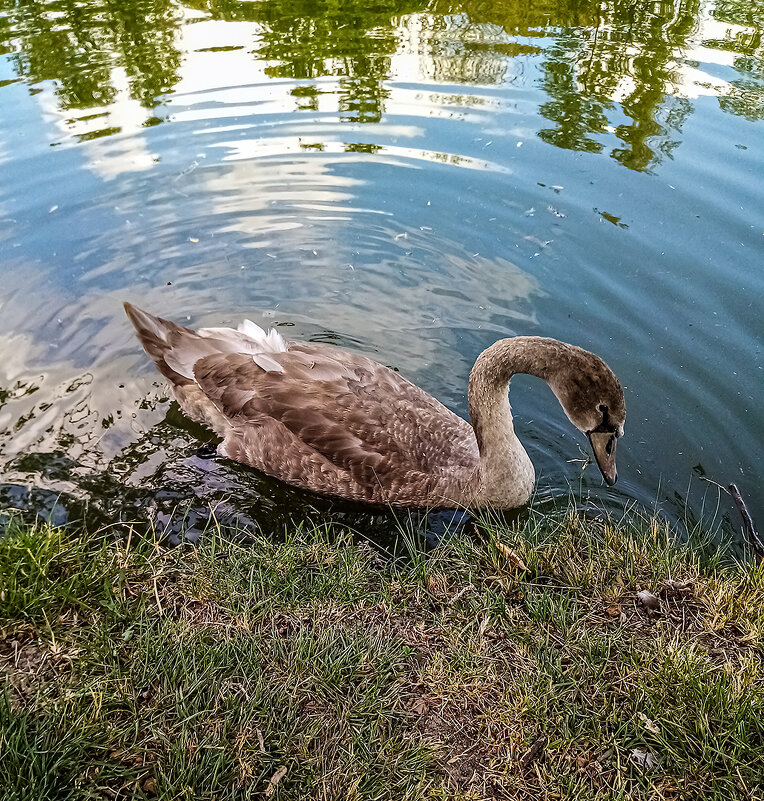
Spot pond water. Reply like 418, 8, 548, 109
0, 0, 761, 543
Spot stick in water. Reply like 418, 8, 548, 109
729, 484, 764, 558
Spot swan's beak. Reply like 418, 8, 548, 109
588, 432, 618, 486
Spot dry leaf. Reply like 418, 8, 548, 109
264, 765, 287, 797
639, 712, 661, 733
496, 542, 528, 572
637, 590, 661, 612
410, 697, 428, 715
605, 604, 622, 618
449, 584, 472, 605
663, 579, 692, 591
630, 748, 660, 772
426, 572, 448, 596
519, 734, 547, 769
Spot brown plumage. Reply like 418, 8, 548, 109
124, 303, 625, 509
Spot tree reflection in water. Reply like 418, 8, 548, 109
1, 0, 761, 166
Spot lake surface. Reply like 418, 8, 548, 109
0, 0, 762, 542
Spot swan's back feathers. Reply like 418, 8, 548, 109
193, 344, 478, 503
125, 303, 478, 505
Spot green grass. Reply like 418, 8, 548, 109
0, 508, 762, 800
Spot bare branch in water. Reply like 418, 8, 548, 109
729, 484, 763, 559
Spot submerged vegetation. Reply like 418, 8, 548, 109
1, 508, 762, 800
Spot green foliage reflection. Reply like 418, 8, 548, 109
195, 0, 426, 123
2, 0, 180, 110
0, 0, 761, 168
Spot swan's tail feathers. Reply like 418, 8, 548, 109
124, 302, 194, 386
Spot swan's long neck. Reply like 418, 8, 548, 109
466, 337, 572, 507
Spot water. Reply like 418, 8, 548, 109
0, 0, 761, 542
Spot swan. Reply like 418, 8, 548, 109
124, 303, 625, 509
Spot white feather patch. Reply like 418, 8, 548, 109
238, 318, 266, 339
238, 319, 287, 353
197, 326, 237, 340
164, 318, 288, 378
252, 353, 285, 373
196, 320, 287, 353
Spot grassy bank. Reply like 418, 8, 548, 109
1, 509, 762, 800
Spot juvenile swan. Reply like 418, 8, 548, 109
125, 303, 625, 509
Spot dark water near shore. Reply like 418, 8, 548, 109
0, 0, 762, 543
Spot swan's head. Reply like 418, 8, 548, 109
549, 348, 626, 486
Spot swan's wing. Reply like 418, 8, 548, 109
192, 342, 477, 489
123, 303, 477, 494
